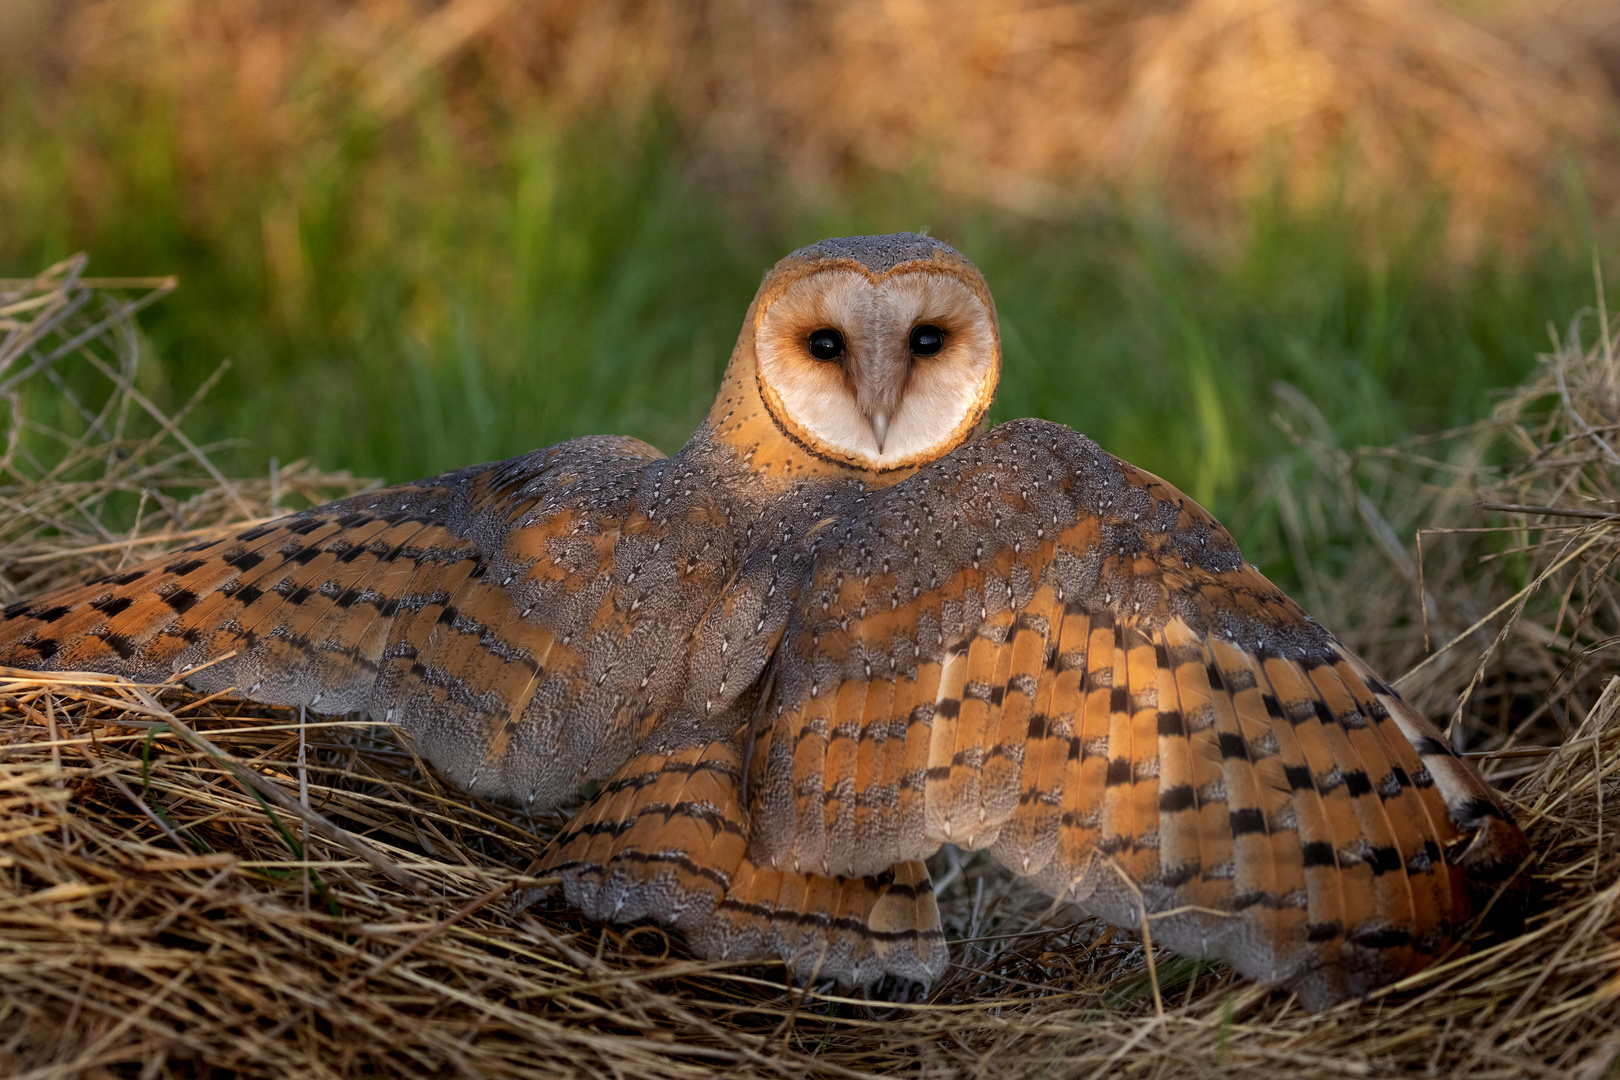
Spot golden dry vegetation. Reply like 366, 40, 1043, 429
8, 0, 1620, 245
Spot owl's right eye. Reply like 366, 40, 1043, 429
807, 328, 845, 361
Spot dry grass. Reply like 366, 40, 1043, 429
1, 271, 1619, 1078
11, 0, 1618, 247
1276, 278, 1620, 761
0, 256, 370, 603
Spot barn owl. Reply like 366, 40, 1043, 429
0, 234, 1527, 1009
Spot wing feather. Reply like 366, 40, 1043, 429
0, 434, 741, 811
750, 419, 1528, 1007
997, 587, 1065, 876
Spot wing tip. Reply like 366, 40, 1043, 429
1452, 810, 1534, 938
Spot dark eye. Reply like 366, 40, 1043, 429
807, 328, 845, 361
910, 324, 945, 356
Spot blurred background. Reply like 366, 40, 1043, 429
7, 0, 1620, 588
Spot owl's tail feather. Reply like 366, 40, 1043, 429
691, 858, 948, 986
536, 735, 949, 986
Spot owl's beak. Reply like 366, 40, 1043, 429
851, 336, 906, 454
868, 411, 890, 453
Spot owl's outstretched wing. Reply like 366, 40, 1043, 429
747, 418, 1528, 1009
0, 435, 726, 809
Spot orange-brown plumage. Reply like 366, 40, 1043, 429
0, 234, 1526, 1008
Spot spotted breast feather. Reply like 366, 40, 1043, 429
745, 418, 1529, 1009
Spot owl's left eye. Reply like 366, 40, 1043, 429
807, 328, 845, 361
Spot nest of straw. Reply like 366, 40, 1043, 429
2, 270, 1619, 1078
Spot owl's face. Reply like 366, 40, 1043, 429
752, 261, 999, 472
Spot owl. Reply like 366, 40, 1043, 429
0, 234, 1527, 1009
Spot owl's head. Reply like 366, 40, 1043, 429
735, 234, 1000, 474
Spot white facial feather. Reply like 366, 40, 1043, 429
755, 269, 997, 469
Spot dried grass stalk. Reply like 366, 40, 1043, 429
0, 255, 369, 603
2, 271, 1618, 1077
1281, 289, 1620, 764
